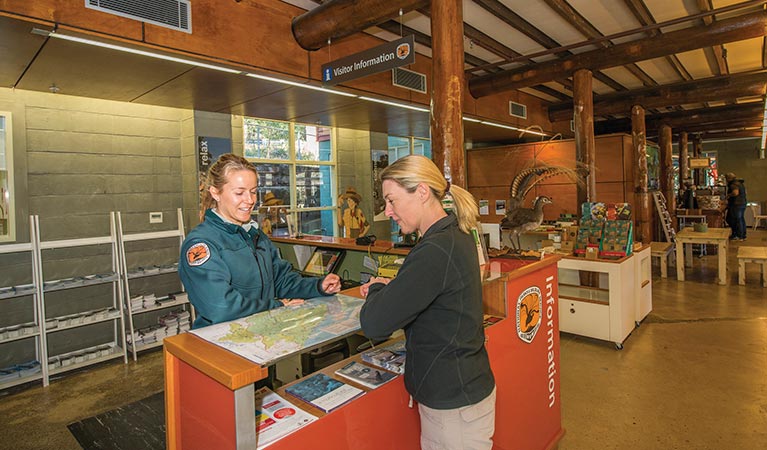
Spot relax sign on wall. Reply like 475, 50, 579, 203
321, 35, 415, 86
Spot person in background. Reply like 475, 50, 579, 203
359, 155, 496, 450
679, 179, 698, 210
337, 186, 370, 238
724, 172, 747, 240
179, 153, 341, 330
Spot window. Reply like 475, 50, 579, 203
413, 138, 431, 158
244, 118, 336, 236
385, 135, 432, 240
0, 112, 13, 242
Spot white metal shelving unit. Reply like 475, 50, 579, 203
0, 218, 46, 390
35, 213, 128, 385
117, 209, 193, 361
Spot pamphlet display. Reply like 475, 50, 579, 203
360, 340, 406, 374
285, 372, 364, 413
574, 203, 634, 258
255, 387, 317, 449
334, 361, 397, 389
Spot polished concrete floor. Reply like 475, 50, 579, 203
1, 231, 765, 450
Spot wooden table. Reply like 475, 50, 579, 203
675, 227, 730, 285
737, 246, 767, 287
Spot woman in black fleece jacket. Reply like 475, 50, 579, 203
360, 155, 496, 450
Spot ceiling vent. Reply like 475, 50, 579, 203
85, 0, 192, 33
509, 101, 527, 119
392, 68, 427, 94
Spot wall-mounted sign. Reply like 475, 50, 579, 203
689, 157, 711, 169
322, 35, 415, 86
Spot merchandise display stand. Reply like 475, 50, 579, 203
117, 209, 193, 360
164, 257, 564, 450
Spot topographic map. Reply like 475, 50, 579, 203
191, 294, 365, 366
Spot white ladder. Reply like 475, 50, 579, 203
652, 191, 676, 242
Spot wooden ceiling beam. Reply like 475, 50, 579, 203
542, 0, 649, 89
595, 103, 765, 134
673, 119, 763, 134
684, 129, 762, 140
292, 0, 430, 51
470, 10, 767, 98
549, 71, 767, 121
474, 0, 625, 92
623, 0, 692, 82
697, 0, 730, 76
473, 0, 567, 57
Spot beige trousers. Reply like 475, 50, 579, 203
417, 387, 496, 450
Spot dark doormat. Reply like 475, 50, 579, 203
67, 391, 165, 450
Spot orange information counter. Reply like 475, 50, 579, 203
164, 256, 563, 450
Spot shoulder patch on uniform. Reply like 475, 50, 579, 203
186, 243, 210, 267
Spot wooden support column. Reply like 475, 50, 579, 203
632, 105, 651, 244
659, 124, 676, 229
692, 135, 703, 186
573, 69, 596, 203
430, 0, 466, 187
679, 131, 689, 182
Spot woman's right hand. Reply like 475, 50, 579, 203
360, 277, 390, 297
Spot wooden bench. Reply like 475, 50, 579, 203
737, 246, 767, 287
650, 242, 674, 278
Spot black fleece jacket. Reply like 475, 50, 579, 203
360, 214, 495, 409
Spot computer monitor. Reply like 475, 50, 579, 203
301, 248, 345, 276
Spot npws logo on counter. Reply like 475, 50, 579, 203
516, 286, 542, 343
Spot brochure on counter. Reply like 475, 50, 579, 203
255, 387, 317, 449
334, 361, 397, 389
285, 372, 364, 413
361, 340, 406, 374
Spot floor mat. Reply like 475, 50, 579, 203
67, 391, 165, 450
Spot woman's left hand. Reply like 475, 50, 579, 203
280, 298, 305, 307
321, 273, 342, 294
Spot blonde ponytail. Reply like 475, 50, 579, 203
380, 155, 479, 234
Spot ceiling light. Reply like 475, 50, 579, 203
358, 96, 430, 112
462, 116, 482, 123
481, 120, 548, 137
246, 74, 357, 97
39, 29, 241, 74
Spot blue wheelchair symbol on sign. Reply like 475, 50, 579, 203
323, 68, 332, 82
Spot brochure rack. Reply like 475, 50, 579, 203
0, 219, 45, 390
117, 209, 193, 361
35, 213, 128, 386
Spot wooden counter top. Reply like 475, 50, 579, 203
164, 333, 268, 390
271, 235, 411, 255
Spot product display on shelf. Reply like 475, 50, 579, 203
574, 203, 634, 258
117, 209, 193, 361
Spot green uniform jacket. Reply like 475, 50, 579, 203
360, 214, 495, 409
180, 209, 326, 329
